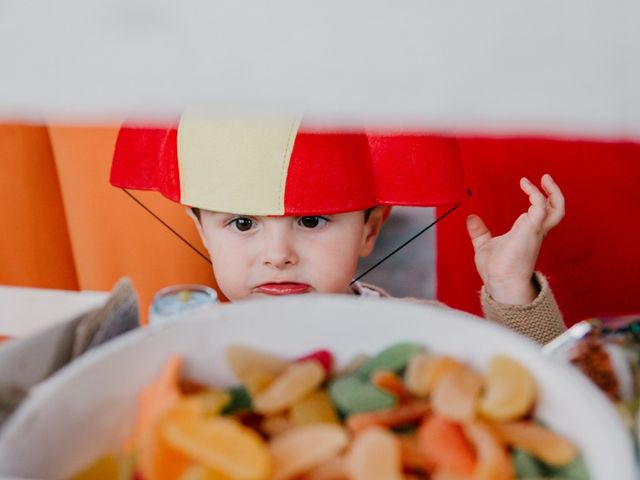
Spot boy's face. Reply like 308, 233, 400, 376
192, 207, 389, 301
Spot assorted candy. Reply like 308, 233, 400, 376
72, 343, 589, 480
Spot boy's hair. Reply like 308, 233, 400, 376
191, 207, 374, 223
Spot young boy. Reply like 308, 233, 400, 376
111, 115, 566, 344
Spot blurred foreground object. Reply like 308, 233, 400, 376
0, 297, 635, 478
0, 1, 639, 140
0, 278, 139, 429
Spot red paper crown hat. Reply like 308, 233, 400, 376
110, 113, 469, 215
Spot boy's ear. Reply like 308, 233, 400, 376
379, 205, 392, 223
359, 206, 392, 257
185, 207, 209, 252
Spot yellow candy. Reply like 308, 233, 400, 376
226, 344, 289, 397
243, 370, 277, 397
164, 416, 271, 480
479, 355, 536, 421
289, 390, 339, 426
226, 344, 289, 380
430, 366, 483, 423
261, 414, 294, 437
404, 354, 463, 398
269, 424, 349, 480
253, 360, 325, 415
69, 454, 122, 480
492, 421, 578, 466
179, 465, 230, 480
346, 426, 403, 480
193, 390, 232, 416
299, 455, 347, 480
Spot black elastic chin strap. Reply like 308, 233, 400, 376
350, 199, 465, 285
122, 188, 470, 282
122, 189, 212, 264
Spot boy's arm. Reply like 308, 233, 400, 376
480, 271, 566, 345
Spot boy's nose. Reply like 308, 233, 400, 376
262, 230, 299, 269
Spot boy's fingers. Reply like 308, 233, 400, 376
520, 177, 546, 225
541, 174, 565, 212
541, 174, 565, 233
466, 214, 492, 251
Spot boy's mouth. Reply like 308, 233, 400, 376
255, 283, 311, 295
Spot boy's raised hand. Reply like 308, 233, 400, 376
466, 174, 565, 305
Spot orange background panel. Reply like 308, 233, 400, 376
0, 124, 78, 290
2, 124, 220, 325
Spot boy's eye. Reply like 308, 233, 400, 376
298, 216, 327, 229
230, 217, 254, 232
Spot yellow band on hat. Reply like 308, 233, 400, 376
177, 113, 301, 215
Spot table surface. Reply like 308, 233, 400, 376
0, 286, 109, 338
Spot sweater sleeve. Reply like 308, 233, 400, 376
481, 272, 566, 345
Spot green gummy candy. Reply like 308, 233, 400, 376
221, 386, 252, 415
512, 449, 546, 477
356, 342, 424, 380
329, 376, 397, 414
546, 454, 590, 480
512, 447, 590, 480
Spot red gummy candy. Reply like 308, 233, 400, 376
297, 350, 334, 374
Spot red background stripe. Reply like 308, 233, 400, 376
436, 137, 640, 326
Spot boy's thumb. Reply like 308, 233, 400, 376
466, 214, 492, 250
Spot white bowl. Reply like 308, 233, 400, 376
0, 296, 636, 479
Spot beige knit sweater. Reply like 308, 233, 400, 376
353, 272, 566, 345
